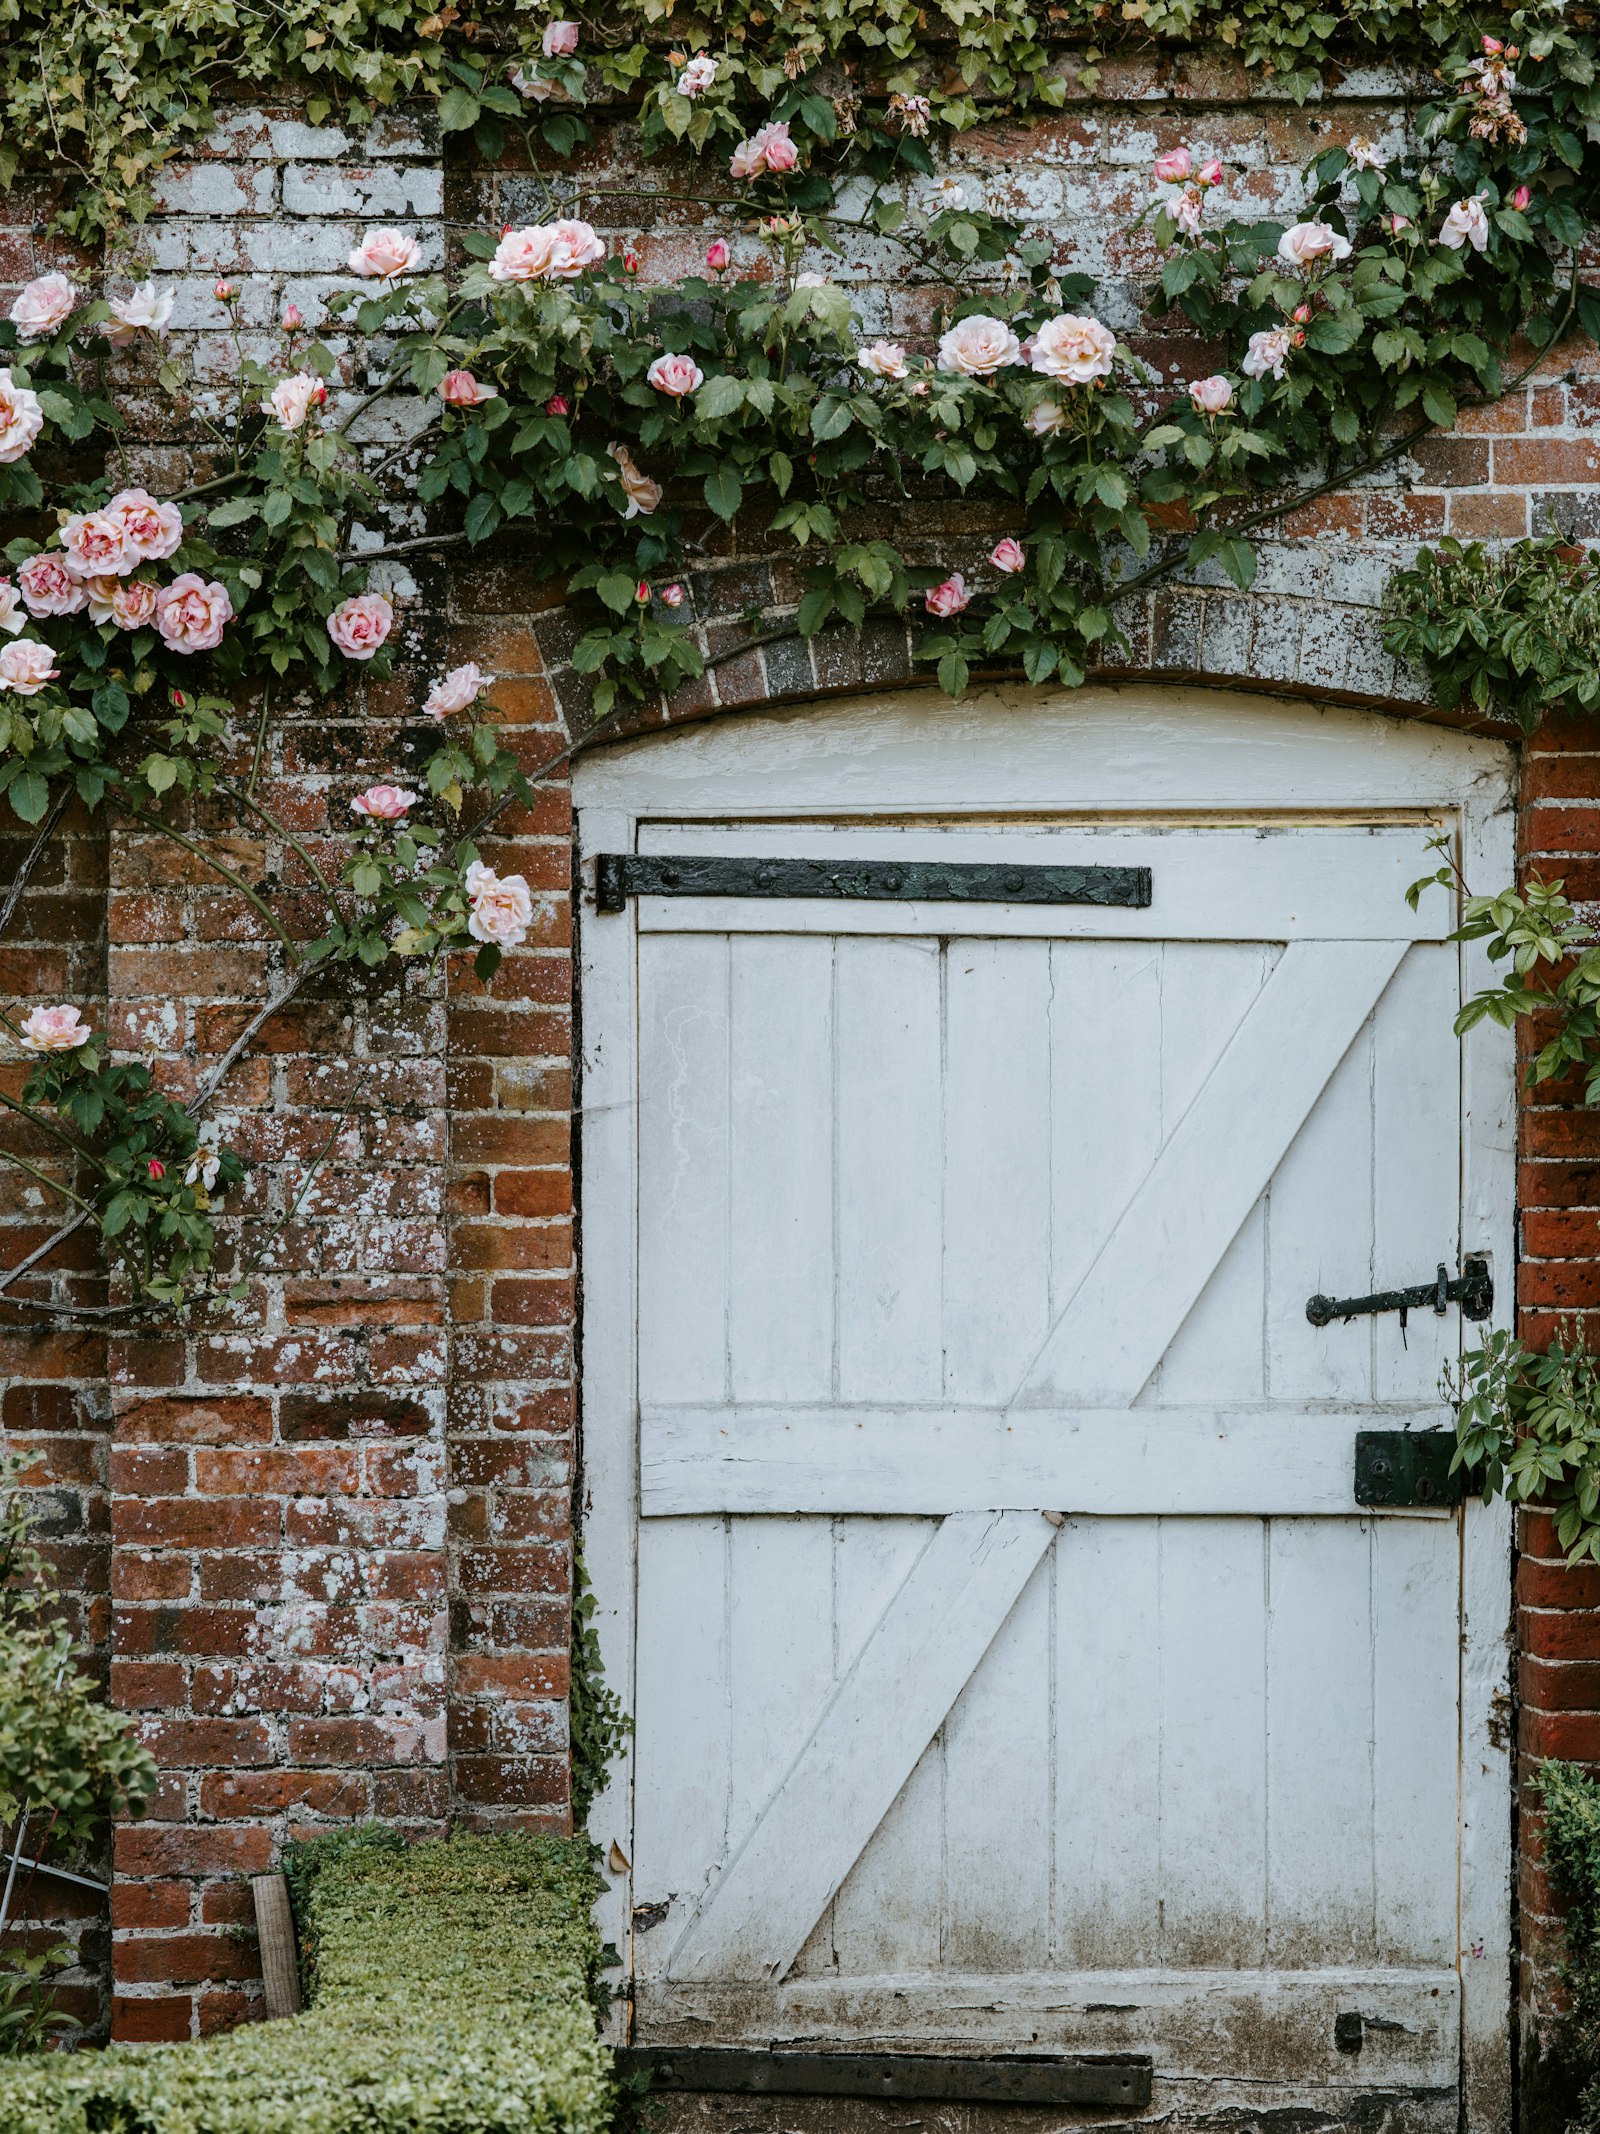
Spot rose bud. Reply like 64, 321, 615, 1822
147, 1159, 166, 1179
214, 280, 238, 301
660, 583, 686, 607
1197, 157, 1223, 186
1292, 302, 1312, 324
705, 239, 731, 273
1511, 184, 1532, 211
546, 393, 569, 416
624, 246, 641, 274
282, 302, 304, 329
636, 580, 651, 603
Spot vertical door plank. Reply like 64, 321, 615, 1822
942, 940, 1053, 1403
836, 939, 944, 1402
631, 1518, 731, 1958
1373, 1517, 1461, 1965
729, 936, 835, 1402
1265, 1519, 1376, 1965
813, 1517, 944, 1976
728, 1518, 837, 1853
1374, 944, 1463, 1402
1053, 1518, 1163, 1967
1159, 1518, 1269, 1966
1266, 1017, 1376, 1402
638, 937, 731, 1403
942, 1551, 1053, 1968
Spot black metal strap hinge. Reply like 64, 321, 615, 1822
1307, 1255, 1492, 1330
595, 853, 1152, 913
612, 2047, 1153, 2111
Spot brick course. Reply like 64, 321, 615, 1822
1, 53, 1599, 2067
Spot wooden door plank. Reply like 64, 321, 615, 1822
666, 1510, 1058, 1984
1009, 939, 1408, 1411
639, 1403, 1445, 1517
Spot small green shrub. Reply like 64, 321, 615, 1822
0, 1831, 613, 2134
1537, 1762, 1600, 2126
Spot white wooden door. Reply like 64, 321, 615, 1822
576, 689, 1516, 2131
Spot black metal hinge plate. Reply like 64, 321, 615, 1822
612, 2047, 1153, 2110
1354, 1430, 1463, 1510
595, 854, 1153, 913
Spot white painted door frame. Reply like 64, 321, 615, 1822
574, 682, 1517, 2129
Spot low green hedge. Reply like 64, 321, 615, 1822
0, 1831, 614, 2134
1535, 1762, 1600, 2130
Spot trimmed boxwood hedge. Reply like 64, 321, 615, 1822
0, 1830, 614, 2134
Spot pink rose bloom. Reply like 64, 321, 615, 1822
857, 340, 909, 380
0, 639, 60, 694
423, 662, 488, 719
704, 239, 731, 273
1174, 188, 1204, 237
8, 273, 76, 343
488, 220, 605, 282
990, 538, 1026, 573
1153, 148, 1191, 185
1277, 220, 1353, 270
729, 121, 799, 180
1242, 326, 1295, 381
61, 509, 132, 580
0, 370, 44, 464
440, 369, 499, 407
17, 552, 85, 617
110, 487, 184, 563
1197, 157, 1224, 185
18, 1003, 91, 1053
1438, 197, 1490, 252
327, 592, 394, 661
924, 573, 971, 618
1189, 374, 1233, 414
349, 228, 422, 280
679, 55, 718, 97
660, 583, 686, 607
351, 783, 419, 820
607, 441, 662, 518
937, 314, 1023, 377
156, 573, 234, 654
109, 579, 159, 631
1028, 399, 1068, 436
542, 17, 579, 54
465, 860, 535, 948
265, 373, 327, 431
83, 577, 125, 625
0, 582, 22, 636
103, 281, 173, 347
1031, 312, 1117, 384
647, 352, 705, 398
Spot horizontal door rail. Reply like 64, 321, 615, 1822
612, 2047, 1153, 2109
596, 853, 1152, 912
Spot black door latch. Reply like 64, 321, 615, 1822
1306, 1256, 1492, 1330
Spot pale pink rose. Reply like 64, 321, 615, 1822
924, 573, 971, 618
0, 370, 44, 465
1028, 399, 1068, 436
326, 593, 394, 661
1030, 313, 1117, 384
1153, 147, 1191, 184
349, 228, 422, 281
1197, 157, 1224, 185
423, 662, 488, 719
1189, 374, 1233, 414
351, 783, 419, 819
607, 441, 662, 518
937, 314, 1022, 377
18, 552, 85, 617
1174, 188, 1204, 237
103, 281, 173, 347
109, 488, 184, 563
542, 18, 579, 54
466, 860, 535, 947
8, 273, 76, 343
185, 1150, 221, 1192
1277, 220, 1353, 270
1438, 197, 1490, 252
109, 579, 159, 631
155, 573, 234, 654
704, 239, 731, 273
857, 340, 909, 380
488, 220, 605, 282
509, 66, 558, 102
1387, 213, 1414, 235
61, 510, 132, 580
679, 55, 718, 96
1242, 326, 1295, 381
659, 583, 685, 607
264, 373, 327, 431
82, 577, 124, 626
990, 538, 1026, 573
440, 369, 499, 407
18, 1003, 91, 1053
647, 352, 705, 397
0, 639, 60, 694
1347, 137, 1387, 172
729, 121, 799, 180
0, 582, 22, 636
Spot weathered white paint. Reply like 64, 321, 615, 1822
575, 685, 1517, 2129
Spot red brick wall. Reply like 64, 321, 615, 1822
3, 59, 1600, 2063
